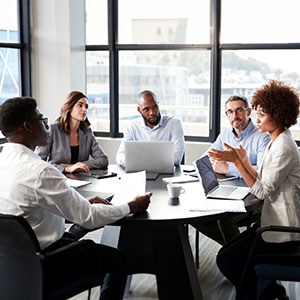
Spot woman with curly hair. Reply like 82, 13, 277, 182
36, 91, 108, 173
209, 80, 300, 299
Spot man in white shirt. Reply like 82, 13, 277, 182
0, 97, 151, 300
116, 90, 185, 166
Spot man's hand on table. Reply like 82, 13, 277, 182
128, 192, 152, 213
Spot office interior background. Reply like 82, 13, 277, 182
1, 0, 300, 163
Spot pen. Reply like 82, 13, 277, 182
188, 174, 198, 178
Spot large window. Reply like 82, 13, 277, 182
220, 0, 300, 141
0, 0, 31, 140
0, 0, 20, 103
118, 50, 210, 137
221, 0, 300, 44
85, 0, 300, 143
85, 0, 211, 139
220, 50, 300, 139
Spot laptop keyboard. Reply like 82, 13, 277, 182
210, 186, 237, 197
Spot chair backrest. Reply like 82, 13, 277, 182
0, 214, 43, 300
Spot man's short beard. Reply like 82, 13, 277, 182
232, 118, 248, 130
142, 112, 161, 126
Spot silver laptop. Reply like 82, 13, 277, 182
124, 141, 174, 173
193, 155, 249, 200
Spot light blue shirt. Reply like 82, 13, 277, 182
205, 119, 270, 177
116, 115, 185, 166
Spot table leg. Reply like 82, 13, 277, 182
101, 223, 203, 300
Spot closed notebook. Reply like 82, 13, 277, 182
162, 175, 198, 184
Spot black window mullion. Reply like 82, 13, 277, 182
108, 0, 120, 138
209, 0, 221, 143
0, 42, 22, 48
221, 43, 300, 50
19, 0, 31, 97
116, 44, 211, 51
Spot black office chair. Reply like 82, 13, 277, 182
0, 214, 43, 300
0, 214, 92, 300
236, 225, 300, 300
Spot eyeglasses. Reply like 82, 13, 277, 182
28, 117, 49, 127
225, 107, 249, 117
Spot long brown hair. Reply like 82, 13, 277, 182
56, 91, 91, 134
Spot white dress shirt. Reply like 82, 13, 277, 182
116, 115, 185, 166
0, 143, 130, 249
250, 130, 300, 242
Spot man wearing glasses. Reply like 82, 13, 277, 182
0, 97, 151, 300
207, 94, 270, 178
190, 94, 270, 245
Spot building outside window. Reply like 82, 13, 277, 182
86, 0, 300, 142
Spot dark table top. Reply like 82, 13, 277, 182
68, 165, 262, 224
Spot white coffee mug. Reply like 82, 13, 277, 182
167, 183, 185, 198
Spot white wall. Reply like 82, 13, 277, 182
31, 0, 86, 123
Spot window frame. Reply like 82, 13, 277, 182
85, 0, 300, 145
0, 0, 31, 143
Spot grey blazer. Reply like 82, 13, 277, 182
35, 123, 108, 172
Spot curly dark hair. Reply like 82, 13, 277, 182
251, 80, 300, 129
56, 91, 91, 134
0, 97, 37, 137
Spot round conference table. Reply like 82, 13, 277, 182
71, 165, 261, 300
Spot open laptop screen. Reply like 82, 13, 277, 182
194, 155, 219, 195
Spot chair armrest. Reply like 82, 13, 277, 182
237, 225, 300, 298
42, 239, 94, 259
257, 225, 300, 236
249, 225, 300, 258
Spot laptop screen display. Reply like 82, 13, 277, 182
195, 155, 219, 195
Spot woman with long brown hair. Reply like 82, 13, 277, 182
36, 91, 108, 173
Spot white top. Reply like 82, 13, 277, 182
250, 130, 300, 242
0, 143, 130, 249
116, 115, 185, 166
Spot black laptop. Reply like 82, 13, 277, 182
193, 155, 249, 200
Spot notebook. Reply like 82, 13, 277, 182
124, 141, 174, 174
193, 155, 249, 200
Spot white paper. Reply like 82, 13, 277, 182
188, 199, 246, 213
111, 171, 146, 205
66, 178, 91, 188
162, 175, 198, 184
